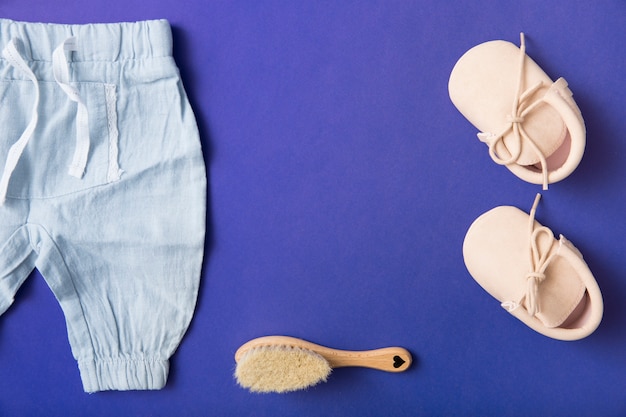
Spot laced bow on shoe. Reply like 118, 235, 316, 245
501, 193, 557, 316
476, 33, 550, 190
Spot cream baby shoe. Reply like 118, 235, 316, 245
449, 34, 585, 190
463, 194, 603, 340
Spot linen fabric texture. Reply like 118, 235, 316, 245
0, 19, 206, 392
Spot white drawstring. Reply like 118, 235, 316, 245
0, 39, 40, 205
0, 36, 91, 205
53, 37, 91, 179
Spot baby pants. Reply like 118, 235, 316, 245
0, 19, 206, 392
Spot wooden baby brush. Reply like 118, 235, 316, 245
234, 335, 412, 393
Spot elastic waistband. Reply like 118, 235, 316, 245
0, 19, 172, 62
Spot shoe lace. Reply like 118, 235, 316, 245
477, 33, 550, 190
501, 193, 556, 316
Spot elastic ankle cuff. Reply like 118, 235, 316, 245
78, 357, 169, 393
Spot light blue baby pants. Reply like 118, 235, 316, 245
0, 19, 206, 392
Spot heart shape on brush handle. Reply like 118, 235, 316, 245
393, 355, 406, 369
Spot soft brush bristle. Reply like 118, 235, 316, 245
235, 345, 332, 393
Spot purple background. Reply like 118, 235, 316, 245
0, 1, 625, 416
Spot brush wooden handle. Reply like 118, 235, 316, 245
235, 336, 412, 372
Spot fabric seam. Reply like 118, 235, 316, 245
104, 83, 122, 182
